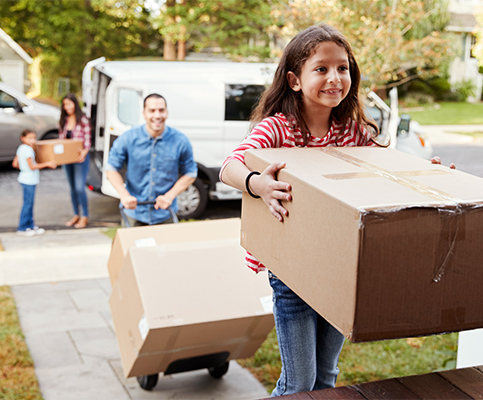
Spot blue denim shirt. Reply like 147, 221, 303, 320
107, 124, 197, 224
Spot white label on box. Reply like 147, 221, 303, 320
138, 314, 149, 340
135, 237, 157, 248
260, 295, 273, 313
53, 144, 65, 154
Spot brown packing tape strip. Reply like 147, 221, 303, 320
319, 147, 463, 283
321, 147, 459, 204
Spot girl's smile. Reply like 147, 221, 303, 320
288, 41, 351, 117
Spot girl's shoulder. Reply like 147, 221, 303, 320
256, 113, 290, 130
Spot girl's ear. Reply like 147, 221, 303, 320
287, 71, 301, 91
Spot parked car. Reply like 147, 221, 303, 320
0, 82, 60, 163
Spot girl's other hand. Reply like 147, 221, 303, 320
250, 162, 292, 222
431, 156, 456, 169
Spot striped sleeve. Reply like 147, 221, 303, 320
220, 115, 289, 178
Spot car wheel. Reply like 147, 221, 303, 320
40, 131, 59, 140
177, 178, 208, 220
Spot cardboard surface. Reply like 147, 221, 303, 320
241, 146, 483, 342
109, 219, 274, 378
107, 218, 242, 286
35, 139, 83, 165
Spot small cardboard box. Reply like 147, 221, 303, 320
241, 146, 483, 342
107, 218, 241, 286
109, 235, 274, 378
35, 139, 83, 165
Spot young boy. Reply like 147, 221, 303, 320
13, 129, 56, 236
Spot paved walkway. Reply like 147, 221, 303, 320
0, 228, 269, 400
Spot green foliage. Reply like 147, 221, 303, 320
450, 79, 477, 101
0, 0, 162, 97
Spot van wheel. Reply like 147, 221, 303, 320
177, 178, 208, 220
40, 131, 59, 140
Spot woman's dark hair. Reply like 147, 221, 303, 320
251, 23, 379, 145
59, 93, 85, 128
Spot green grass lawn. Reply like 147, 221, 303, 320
240, 328, 458, 393
403, 102, 483, 125
0, 286, 43, 400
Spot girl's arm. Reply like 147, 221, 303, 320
221, 160, 292, 222
26, 157, 56, 170
12, 156, 19, 169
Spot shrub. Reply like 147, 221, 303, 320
401, 93, 435, 108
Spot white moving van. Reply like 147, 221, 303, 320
83, 58, 432, 219
82, 58, 276, 218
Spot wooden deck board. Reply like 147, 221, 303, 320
271, 366, 483, 399
352, 378, 421, 399
397, 372, 472, 399
437, 367, 483, 399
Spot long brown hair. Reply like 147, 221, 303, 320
59, 93, 85, 129
251, 23, 379, 146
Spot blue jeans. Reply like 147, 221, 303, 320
63, 154, 90, 217
269, 272, 345, 397
18, 183, 36, 231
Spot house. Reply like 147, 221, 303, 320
0, 27, 33, 93
447, 0, 483, 101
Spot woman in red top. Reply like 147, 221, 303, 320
59, 93, 91, 229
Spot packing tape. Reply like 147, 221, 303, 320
321, 147, 459, 204
320, 148, 467, 283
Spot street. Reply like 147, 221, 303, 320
0, 162, 242, 232
1, 126, 482, 232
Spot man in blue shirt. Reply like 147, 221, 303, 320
106, 93, 197, 225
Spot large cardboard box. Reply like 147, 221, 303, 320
107, 218, 241, 286
241, 146, 483, 342
109, 232, 274, 378
35, 139, 83, 165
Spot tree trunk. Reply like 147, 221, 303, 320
177, 25, 186, 60
164, 41, 176, 60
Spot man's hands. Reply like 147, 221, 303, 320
154, 193, 174, 210
431, 156, 456, 169
120, 193, 138, 209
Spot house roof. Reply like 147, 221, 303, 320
446, 13, 478, 32
0, 27, 33, 64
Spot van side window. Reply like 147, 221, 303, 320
118, 88, 141, 127
225, 84, 265, 121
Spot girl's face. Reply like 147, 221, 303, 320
22, 132, 37, 147
288, 41, 351, 115
62, 98, 76, 116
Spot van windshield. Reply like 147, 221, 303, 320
118, 88, 141, 126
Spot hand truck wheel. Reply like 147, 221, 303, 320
208, 361, 229, 379
137, 374, 159, 391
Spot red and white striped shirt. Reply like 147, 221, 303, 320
221, 113, 376, 273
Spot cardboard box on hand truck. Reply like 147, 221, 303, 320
241, 146, 483, 343
107, 218, 242, 286
35, 139, 83, 165
109, 218, 274, 378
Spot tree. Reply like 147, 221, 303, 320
0, 0, 162, 97
269, 0, 457, 90
152, 0, 274, 61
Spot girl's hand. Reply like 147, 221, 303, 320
431, 156, 456, 169
249, 162, 292, 222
